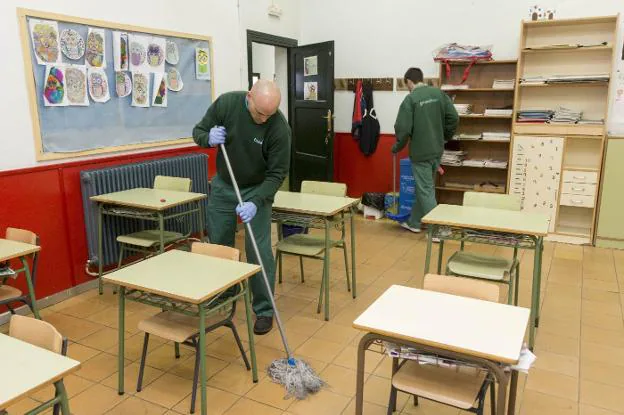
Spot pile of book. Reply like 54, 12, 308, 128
441, 150, 466, 166
517, 109, 554, 123
549, 107, 581, 124
482, 131, 511, 141
453, 133, 482, 140
492, 79, 515, 89
484, 160, 509, 169
441, 84, 470, 90
484, 108, 513, 116
454, 103, 472, 115
519, 76, 547, 85
577, 118, 604, 125
520, 74, 609, 85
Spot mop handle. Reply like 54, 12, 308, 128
219, 144, 294, 359
393, 153, 397, 210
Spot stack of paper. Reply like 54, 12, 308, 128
462, 159, 486, 167
577, 118, 604, 125
454, 103, 472, 115
454, 133, 482, 140
492, 79, 515, 89
441, 84, 470, 90
441, 150, 466, 166
520, 76, 547, 85
547, 74, 609, 84
549, 106, 582, 124
484, 160, 509, 169
484, 108, 513, 116
482, 132, 511, 141
517, 109, 554, 123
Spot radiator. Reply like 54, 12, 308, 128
80, 153, 210, 267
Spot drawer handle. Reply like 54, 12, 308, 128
571, 199, 584, 204
571, 187, 585, 191
572, 175, 586, 180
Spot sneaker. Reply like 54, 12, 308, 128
254, 316, 273, 335
400, 222, 421, 233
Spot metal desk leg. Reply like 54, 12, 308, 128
117, 286, 125, 395
529, 237, 543, 350
507, 370, 519, 415
198, 303, 207, 415
437, 240, 445, 274
97, 204, 104, 295
243, 280, 259, 382
21, 257, 40, 319
355, 334, 376, 415
158, 213, 165, 254
198, 201, 206, 242
535, 238, 544, 328
350, 208, 357, 298
324, 218, 331, 321
54, 380, 70, 415
424, 226, 434, 275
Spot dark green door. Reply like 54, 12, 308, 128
288, 41, 334, 191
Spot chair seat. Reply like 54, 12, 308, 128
138, 311, 225, 343
392, 360, 487, 410
0, 285, 23, 302
117, 230, 186, 248
447, 251, 513, 281
276, 234, 329, 257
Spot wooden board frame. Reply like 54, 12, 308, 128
17, 8, 215, 161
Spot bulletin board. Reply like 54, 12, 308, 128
17, 8, 215, 161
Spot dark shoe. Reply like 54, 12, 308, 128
254, 316, 273, 335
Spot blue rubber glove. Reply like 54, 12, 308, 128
236, 202, 257, 223
208, 126, 226, 147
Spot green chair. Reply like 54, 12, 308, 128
445, 192, 521, 305
116, 175, 193, 267
275, 181, 352, 313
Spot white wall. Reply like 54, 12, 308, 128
252, 43, 276, 81
299, 0, 624, 133
275, 47, 289, 120
0, 0, 300, 171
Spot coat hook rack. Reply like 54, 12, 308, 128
334, 77, 394, 91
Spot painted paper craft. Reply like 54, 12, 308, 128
132, 72, 150, 107
43, 65, 67, 106
29, 19, 61, 65
113, 32, 129, 71
303, 55, 318, 76
146, 38, 166, 72
87, 68, 110, 103
60, 29, 85, 60
304, 81, 318, 100
115, 72, 132, 98
195, 47, 211, 80
152, 72, 167, 107
129, 35, 148, 72
85, 28, 106, 68
166, 67, 183, 91
65, 65, 89, 106
165, 40, 179, 65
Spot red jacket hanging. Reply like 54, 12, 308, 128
351, 80, 364, 138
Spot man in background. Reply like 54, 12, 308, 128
392, 67, 458, 233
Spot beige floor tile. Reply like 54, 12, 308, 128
580, 359, 624, 388
538, 316, 581, 339
69, 383, 128, 415
581, 325, 624, 348
579, 404, 622, 415
519, 390, 578, 415
172, 386, 239, 414
332, 346, 384, 374
287, 389, 350, 415
580, 380, 624, 413
245, 377, 294, 410
78, 326, 132, 352
104, 331, 166, 360
105, 396, 168, 414
313, 322, 360, 345
362, 375, 409, 407
525, 368, 579, 401
342, 398, 389, 415
583, 300, 622, 318
2, 397, 41, 414
75, 352, 131, 382
167, 353, 229, 381
581, 309, 624, 331
223, 397, 283, 415
582, 288, 621, 304
582, 279, 620, 293
532, 351, 579, 377
29, 373, 94, 402
137, 373, 193, 408
206, 336, 250, 362
101, 361, 165, 392
143, 343, 195, 371
67, 342, 101, 362
534, 333, 580, 357
208, 363, 265, 395
43, 313, 105, 341
56, 298, 110, 319
257, 329, 311, 351
400, 396, 461, 414
283, 315, 325, 336
320, 364, 369, 397
581, 341, 624, 367
295, 337, 345, 363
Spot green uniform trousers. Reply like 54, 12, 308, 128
407, 158, 439, 229
207, 175, 275, 317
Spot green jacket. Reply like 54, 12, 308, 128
192, 91, 291, 207
393, 84, 459, 162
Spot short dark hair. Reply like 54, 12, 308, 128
404, 67, 424, 84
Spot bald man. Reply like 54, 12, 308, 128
193, 80, 291, 335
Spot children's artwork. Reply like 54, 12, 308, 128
303, 55, 318, 76
115, 71, 132, 98
60, 29, 85, 60
43, 65, 67, 106
528, 5, 554, 21
166, 67, 183, 91
304, 81, 318, 100
165, 40, 179, 65
85, 28, 105, 68
129, 35, 148, 71
132, 72, 150, 107
152, 72, 167, 107
65, 65, 89, 106
146, 37, 166, 72
29, 19, 61, 65
88, 68, 110, 103
112, 32, 129, 71
195, 47, 211, 80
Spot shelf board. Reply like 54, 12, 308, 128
444, 59, 517, 66
522, 45, 612, 53
441, 164, 508, 170
513, 123, 604, 136
436, 186, 506, 194
555, 225, 591, 238
562, 165, 600, 172
523, 15, 617, 27
443, 88, 515, 92
451, 140, 511, 144
460, 114, 513, 119
519, 82, 609, 88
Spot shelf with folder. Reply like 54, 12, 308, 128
442, 88, 515, 92
522, 44, 612, 53
441, 164, 509, 170
460, 114, 513, 119
519, 82, 609, 88
513, 123, 604, 136
435, 186, 506, 194
452, 139, 511, 144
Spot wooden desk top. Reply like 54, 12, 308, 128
273, 191, 359, 217
0, 239, 40, 262
102, 250, 260, 304
422, 204, 550, 237
353, 285, 530, 364
90, 188, 206, 211
0, 334, 81, 408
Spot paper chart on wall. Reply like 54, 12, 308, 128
152, 72, 167, 107
166, 67, 183, 91
29, 19, 61, 65
115, 71, 132, 97
165, 40, 179, 65
112, 31, 129, 71
146, 37, 166, 73
65, 65, 89, 106
43, 65, 68, 106
195, 47, 211, 80
85, 28, 106, 68
60, 29, 85, 60
87, 68, 110, 103
128, 35, 149, 72
132, 72, 150, 107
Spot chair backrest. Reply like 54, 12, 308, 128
6, 227, 38, 245
463, 192, 521, 211
424, 274, 500, 303
154, 175, 192, 192
9, 315, 64, 354
301, 181, 347, 197
191, 242, 240, 261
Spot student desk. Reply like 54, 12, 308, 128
272, 191, 359, 320
0, 334, 80, 414
353, 285, 529, 415
102, 249, 260, 415
421, 204, 549, 349
91, 188, 207, 294
0, 238, 41, 319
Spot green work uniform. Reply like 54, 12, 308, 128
193, 91, 291, 317
392, 84, 459, 229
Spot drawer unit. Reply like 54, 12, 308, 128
562, 170, 598, 184
560, 193, 595, 208
561, 182, 597, 198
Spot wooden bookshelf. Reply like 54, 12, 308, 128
511, 14, 619, 244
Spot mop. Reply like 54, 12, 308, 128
219, 143, 324, 400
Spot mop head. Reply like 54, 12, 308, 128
267, 357, 325, 399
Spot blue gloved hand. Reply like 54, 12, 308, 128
208, 126, 226, 147
236, 202, 257, 223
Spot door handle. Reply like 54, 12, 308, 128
322, 109, 334, 145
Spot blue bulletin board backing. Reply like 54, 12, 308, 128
18, 9, 214, 160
